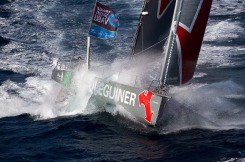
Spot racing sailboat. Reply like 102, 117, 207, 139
52, 0, 213, 126
90, 0, 213, 126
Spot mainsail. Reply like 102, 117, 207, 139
131, 0, 176, 55
160, 0, 213, 85
89, 1, 119, 39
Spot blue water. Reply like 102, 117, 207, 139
0, 0, 245, 161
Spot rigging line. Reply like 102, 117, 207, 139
142, 20, 144, 52
133, 37, 168, 56
131, 0, 148, 55
92, 36, 168, 70
163, 33, 176, 84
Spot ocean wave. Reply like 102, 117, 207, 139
0, 35, 10, 46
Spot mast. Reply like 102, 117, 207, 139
86, 0, 97, 70
160, 0, 184, 85
86, 36, 91, 69
87, 1, 119, 69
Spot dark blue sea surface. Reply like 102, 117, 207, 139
0, 0, 244, 161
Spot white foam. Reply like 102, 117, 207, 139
205, 21, 243, 42
198, 0, 245, 69
220, 158, 245, 162
0, 68, 102, 119
193, 72, 207, 78
198, 45, 245, 68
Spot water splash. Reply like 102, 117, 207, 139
158, 80, 245, 133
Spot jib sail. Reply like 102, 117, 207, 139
160, 0, 213, 85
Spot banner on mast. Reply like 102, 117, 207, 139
89, 2, 119, 39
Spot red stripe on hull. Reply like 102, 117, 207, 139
177, 0, 212, 84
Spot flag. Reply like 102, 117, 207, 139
89, 2, 119, 39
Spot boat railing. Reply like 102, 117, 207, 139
55, 59, 66, 70
148, 80, 169, 97
54, 58, 78, 71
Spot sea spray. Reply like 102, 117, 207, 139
158, 80, 245, 132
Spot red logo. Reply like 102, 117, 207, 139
158, 0, 173, 19
138, 90, 154, 123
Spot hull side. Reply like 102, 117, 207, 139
90, 79, 169, 126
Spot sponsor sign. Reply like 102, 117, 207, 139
90, 79, 163, 125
